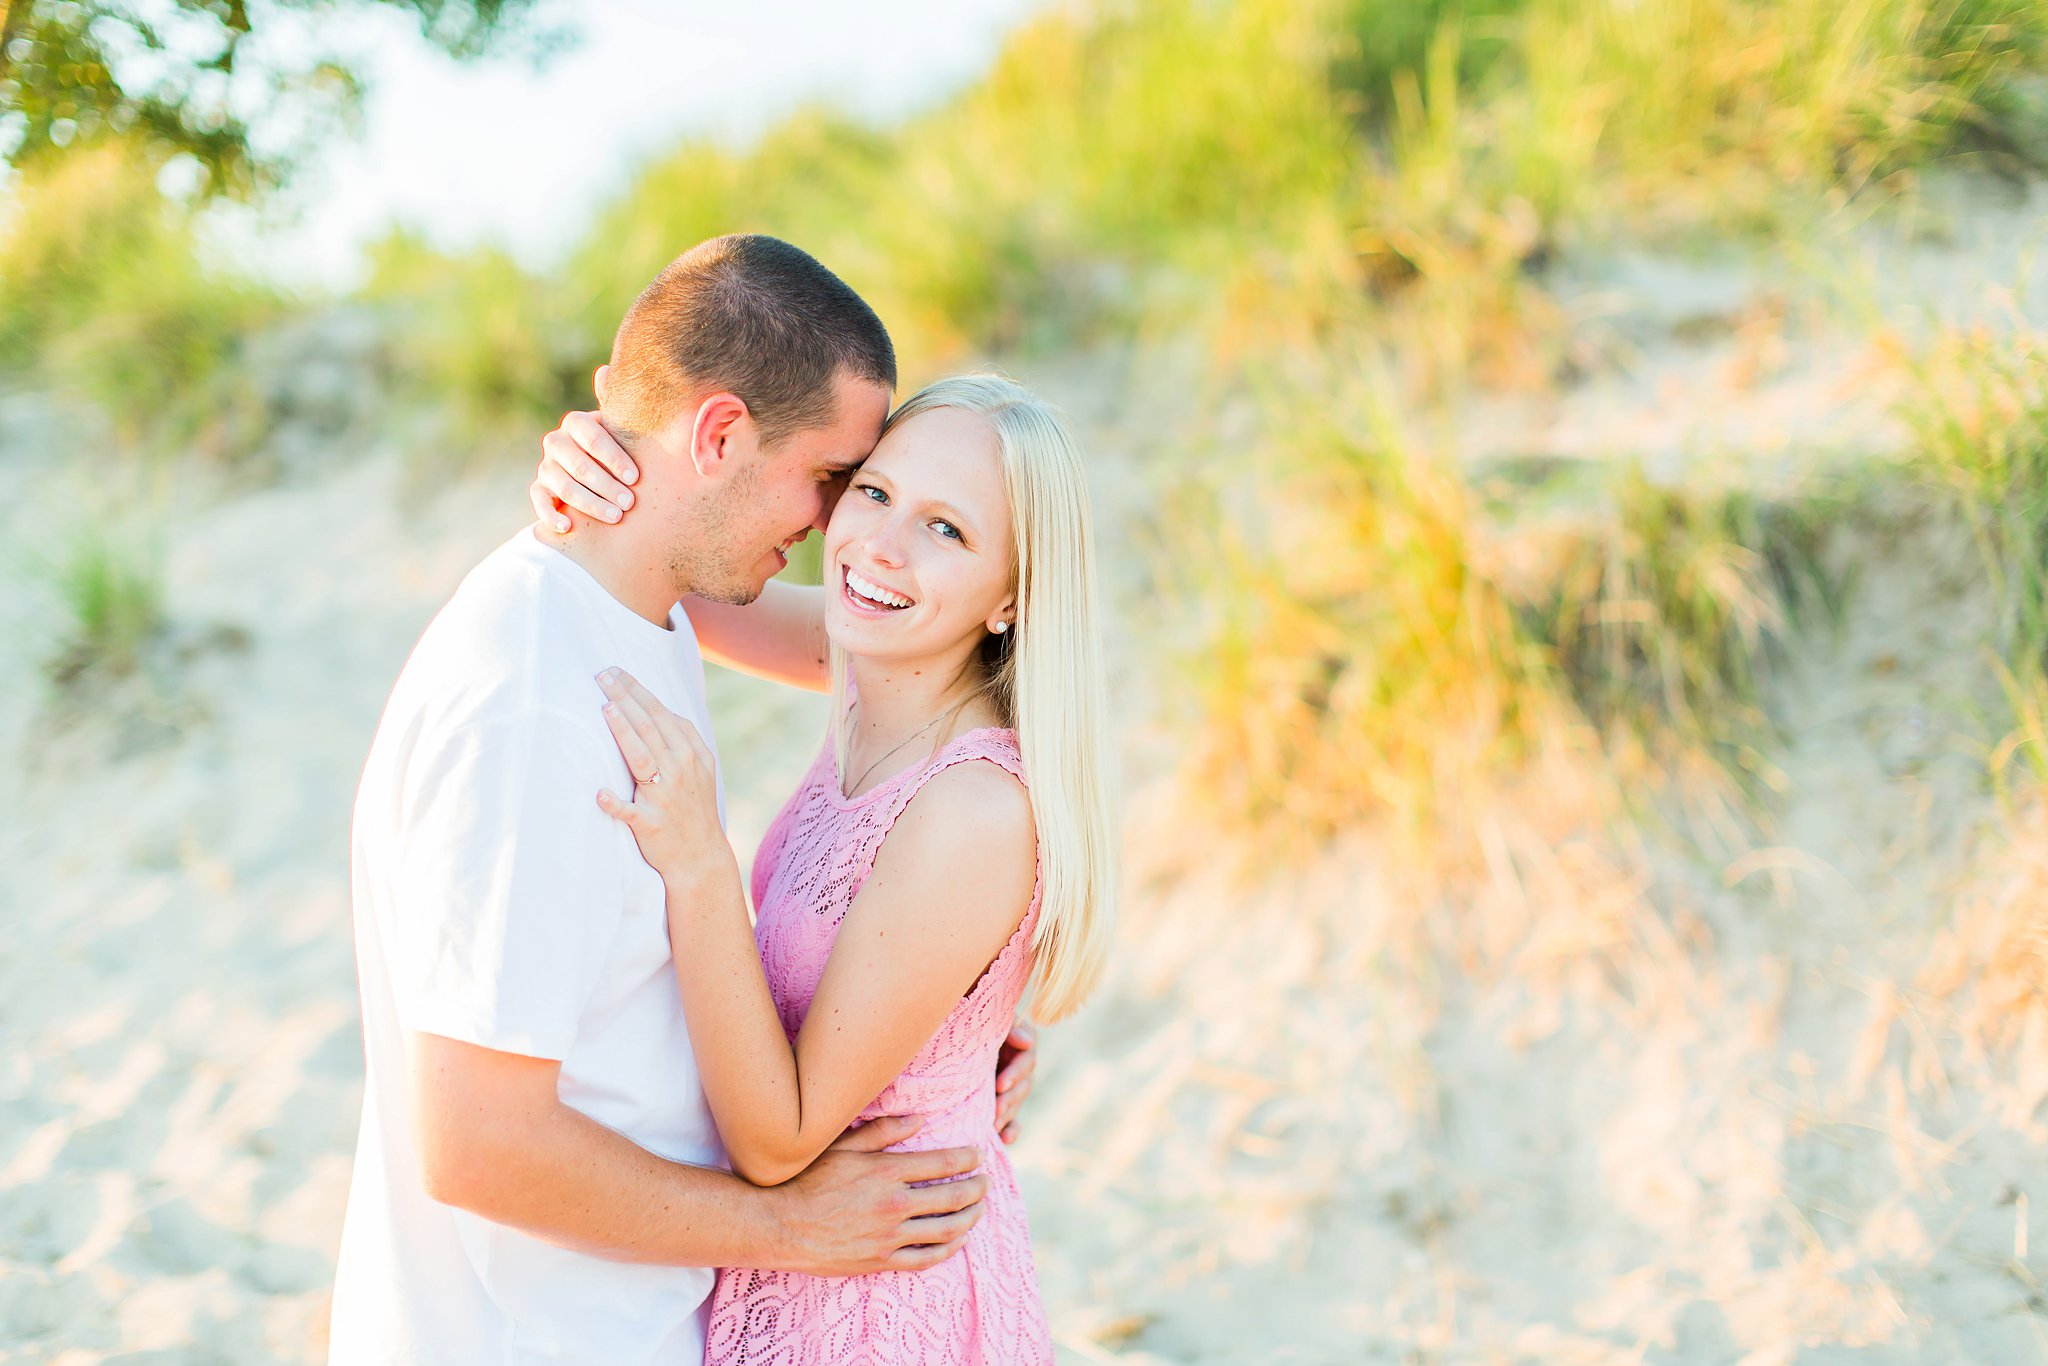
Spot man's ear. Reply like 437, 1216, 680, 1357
592, 363, 611, 405
687, 392, 754, 477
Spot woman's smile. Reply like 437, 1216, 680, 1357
821, 405, 1016, 658
841, 562, 916, 615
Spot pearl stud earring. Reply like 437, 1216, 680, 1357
992, 620, 1009, 634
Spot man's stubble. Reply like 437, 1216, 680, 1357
670, 454, 770, 607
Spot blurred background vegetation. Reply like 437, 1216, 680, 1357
11, 0, 2048, 836
13, 2, 2048, 1356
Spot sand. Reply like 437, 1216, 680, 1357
6, 175, 2048, 1363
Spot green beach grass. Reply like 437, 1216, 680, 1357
6, 0, 2047, 838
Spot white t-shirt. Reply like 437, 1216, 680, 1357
332, 528, 726, 1365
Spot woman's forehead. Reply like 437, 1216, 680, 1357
872, 407, 1004, 496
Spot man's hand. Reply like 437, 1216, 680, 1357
408, 1035, 981, 1273
761, 1115, 988, 1275
994, 1021, 1036, 1144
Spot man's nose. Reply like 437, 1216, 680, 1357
812, 481, 840, 531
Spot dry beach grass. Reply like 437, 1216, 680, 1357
10, 0, 2048, 1359
5, 207, 2048, 1357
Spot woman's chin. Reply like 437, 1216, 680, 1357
829, 624, 999, 673
821, 609, 859, 653
823, 616, 879, 656
825, 610, 923, 661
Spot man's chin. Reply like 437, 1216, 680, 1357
696, 577, 766, 608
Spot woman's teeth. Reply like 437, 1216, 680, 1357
846, 567, 912, 610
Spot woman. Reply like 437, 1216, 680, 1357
538, 375, 1114, 1365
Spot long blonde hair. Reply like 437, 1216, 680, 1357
830, 374, 1115, 1022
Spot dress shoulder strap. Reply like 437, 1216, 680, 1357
875, 727, 1026, 837
864, 728, 1042, 1007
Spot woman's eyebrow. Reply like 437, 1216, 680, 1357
924, 499, 978, 534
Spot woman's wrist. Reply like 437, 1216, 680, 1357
661, 848, 741, 905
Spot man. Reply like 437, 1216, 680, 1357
332, 235, 1030, 1364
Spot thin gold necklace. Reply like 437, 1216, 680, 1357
847, 697, 971, 794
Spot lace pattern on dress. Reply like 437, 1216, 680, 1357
705, 726, 1052, 1366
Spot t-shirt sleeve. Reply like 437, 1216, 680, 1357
385, 707, 627, 1060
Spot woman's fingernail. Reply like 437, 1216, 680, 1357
556, 519, 571, 533
618, 491, 634, 510
623, 464, 639, 484
599, 668, 618, 685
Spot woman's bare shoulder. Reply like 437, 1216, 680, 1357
869, 756, 1036, 919
909, 753, 1033, 836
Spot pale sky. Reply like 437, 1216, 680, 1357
245, 0, 1044, 286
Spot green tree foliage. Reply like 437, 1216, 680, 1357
0, 139, 276, 444
0, 0, 542, 196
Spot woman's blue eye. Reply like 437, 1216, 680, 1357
853, 483, 956, 540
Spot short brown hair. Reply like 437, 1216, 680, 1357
603, 234, 896, 449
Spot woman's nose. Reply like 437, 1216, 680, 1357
863, 518, 908, 567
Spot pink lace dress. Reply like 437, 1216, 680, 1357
703, 726, 1053, 1366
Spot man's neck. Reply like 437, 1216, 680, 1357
533, 522, 682, 629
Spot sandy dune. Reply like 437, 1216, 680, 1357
7, 182, 2048, 1362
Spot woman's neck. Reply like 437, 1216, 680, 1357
846, 651, 993, 746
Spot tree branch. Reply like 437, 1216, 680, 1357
0, 0, 35, 88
